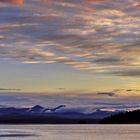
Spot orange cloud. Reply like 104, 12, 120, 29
87, 0, 109, 2
0, 0, 23, 5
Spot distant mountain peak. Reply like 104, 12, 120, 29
27, 105, 44, 113
32, 105, 44, 110
50, 105, 66, 112
42, 105, 66, 113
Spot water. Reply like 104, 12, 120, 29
0, 125, 139, 140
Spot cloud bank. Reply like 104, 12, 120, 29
0, 0, 140, 77
0, 88, 21, 91
0, 89, 140, 111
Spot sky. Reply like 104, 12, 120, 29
0, 0, 140, 110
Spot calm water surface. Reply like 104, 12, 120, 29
0, 125, 139, 140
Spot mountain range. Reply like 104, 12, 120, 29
0, 105, 122, 124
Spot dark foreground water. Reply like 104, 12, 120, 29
0, 125, 139, 140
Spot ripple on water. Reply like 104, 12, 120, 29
0, 129, 39, 138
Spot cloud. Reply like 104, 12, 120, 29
93, 57, 123, 65
114, 89, 140, 92
97, 92, 116, 97
111, 69, 140, 77
56, 88, 66, 90
0, 88, 21, 91
0, 0, 140, 77
0, 0, 23, 5
0, 91, 140, 111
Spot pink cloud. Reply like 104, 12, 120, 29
0, 0, 23, 5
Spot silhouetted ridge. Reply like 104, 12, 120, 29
0, 105, 122, 124
100, 110, 140, 124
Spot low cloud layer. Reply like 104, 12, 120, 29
0, 88, 21, 91
97, 92, 116, 97
0, 90, 140, 111
0, 0, 140, 77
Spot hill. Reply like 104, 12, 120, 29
100, 110, 140, 124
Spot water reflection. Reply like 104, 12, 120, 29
0, 125, 139, 140
0, 130, 38, 138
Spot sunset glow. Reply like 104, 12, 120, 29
0, 0, 140, 110
0, 0, 23, 5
